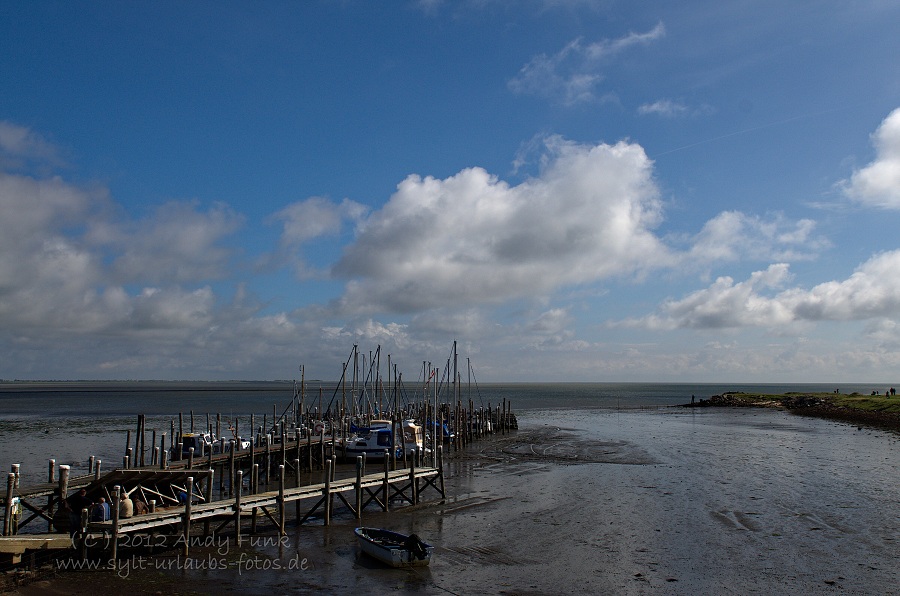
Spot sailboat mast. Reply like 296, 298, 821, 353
453, 340, 459, 411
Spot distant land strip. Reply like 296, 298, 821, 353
687, 391, 900, 431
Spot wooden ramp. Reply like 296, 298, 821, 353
0, 534, 72, 564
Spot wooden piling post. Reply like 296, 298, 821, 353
134, 415, 141, 467
437, 446, 445, 497
410, 450, 418, 505
229, 440, 236, 495
218, 447, 225, 493
57, 465, 70, 522
323, 459, 332, 525
355, 457, 363, 519
294, 458, 301, 519
182, 476, 193, 557
234, 470, 243, 543
138, 414, 146, 467
79, 508, 88, 560
204, 469, 213, 536
249, 427, 256, 475
251, 463, 259, 534
278, 465, 286, 536
3, 473, 14, 536
188, 447, 194, 470
47, 459, 56, 531
382, 455, 390, 512
319, 425, 325, 470
111, 485, 120, 563
263, 434, 270, 481
93, 459, 101, 480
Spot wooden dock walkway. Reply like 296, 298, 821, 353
1, 433, 336, 537
1, 449, 445, 565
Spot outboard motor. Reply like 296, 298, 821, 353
405, 533, 428, 560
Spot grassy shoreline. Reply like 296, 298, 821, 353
689, 391, 900, 431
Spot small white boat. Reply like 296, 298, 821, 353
354, 527, 433, 567
345, 419, 394, 459
345, 419, 426, 460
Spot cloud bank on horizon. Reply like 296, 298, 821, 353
1, 1, 899, 383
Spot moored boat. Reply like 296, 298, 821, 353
354, 527, 433, 567
345, 419, 394, 459
345, 419, 426, 460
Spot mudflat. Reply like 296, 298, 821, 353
8, 408, 899, 595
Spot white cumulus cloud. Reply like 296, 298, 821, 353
0, 120, 65, 170
686, 211, 826, 266
332, 137, 671, 314
843, 107, 900, 208
624, 250, 900, 331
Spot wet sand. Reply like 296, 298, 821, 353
8, 407, 900, 595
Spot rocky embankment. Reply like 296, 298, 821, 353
687, 392, 900, 432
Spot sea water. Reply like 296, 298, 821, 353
1, 381, 898, 593
0, 381, 886, 485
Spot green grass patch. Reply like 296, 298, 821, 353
830, 394, 900, 413
723, 391, 900, 414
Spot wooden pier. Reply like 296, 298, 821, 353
1, 447, 444, 566
1, 341, 518, 569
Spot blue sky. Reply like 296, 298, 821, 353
2, 0, 900, 382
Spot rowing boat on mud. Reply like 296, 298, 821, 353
354, 527, 433, 567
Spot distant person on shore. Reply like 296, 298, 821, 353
119, 491, 134, 518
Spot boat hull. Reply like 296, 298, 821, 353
354, 527, 433, 567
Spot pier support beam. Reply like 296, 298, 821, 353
294, 458, 301, 519
182, 476, 193, 557
3, 473, 14, 536
354, 457, 362, 519
111, 486, 120, 563
382, 456, 390, 512
323, 460, 332, 525
278, 465, 286, 536
234, 470, 243, 544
